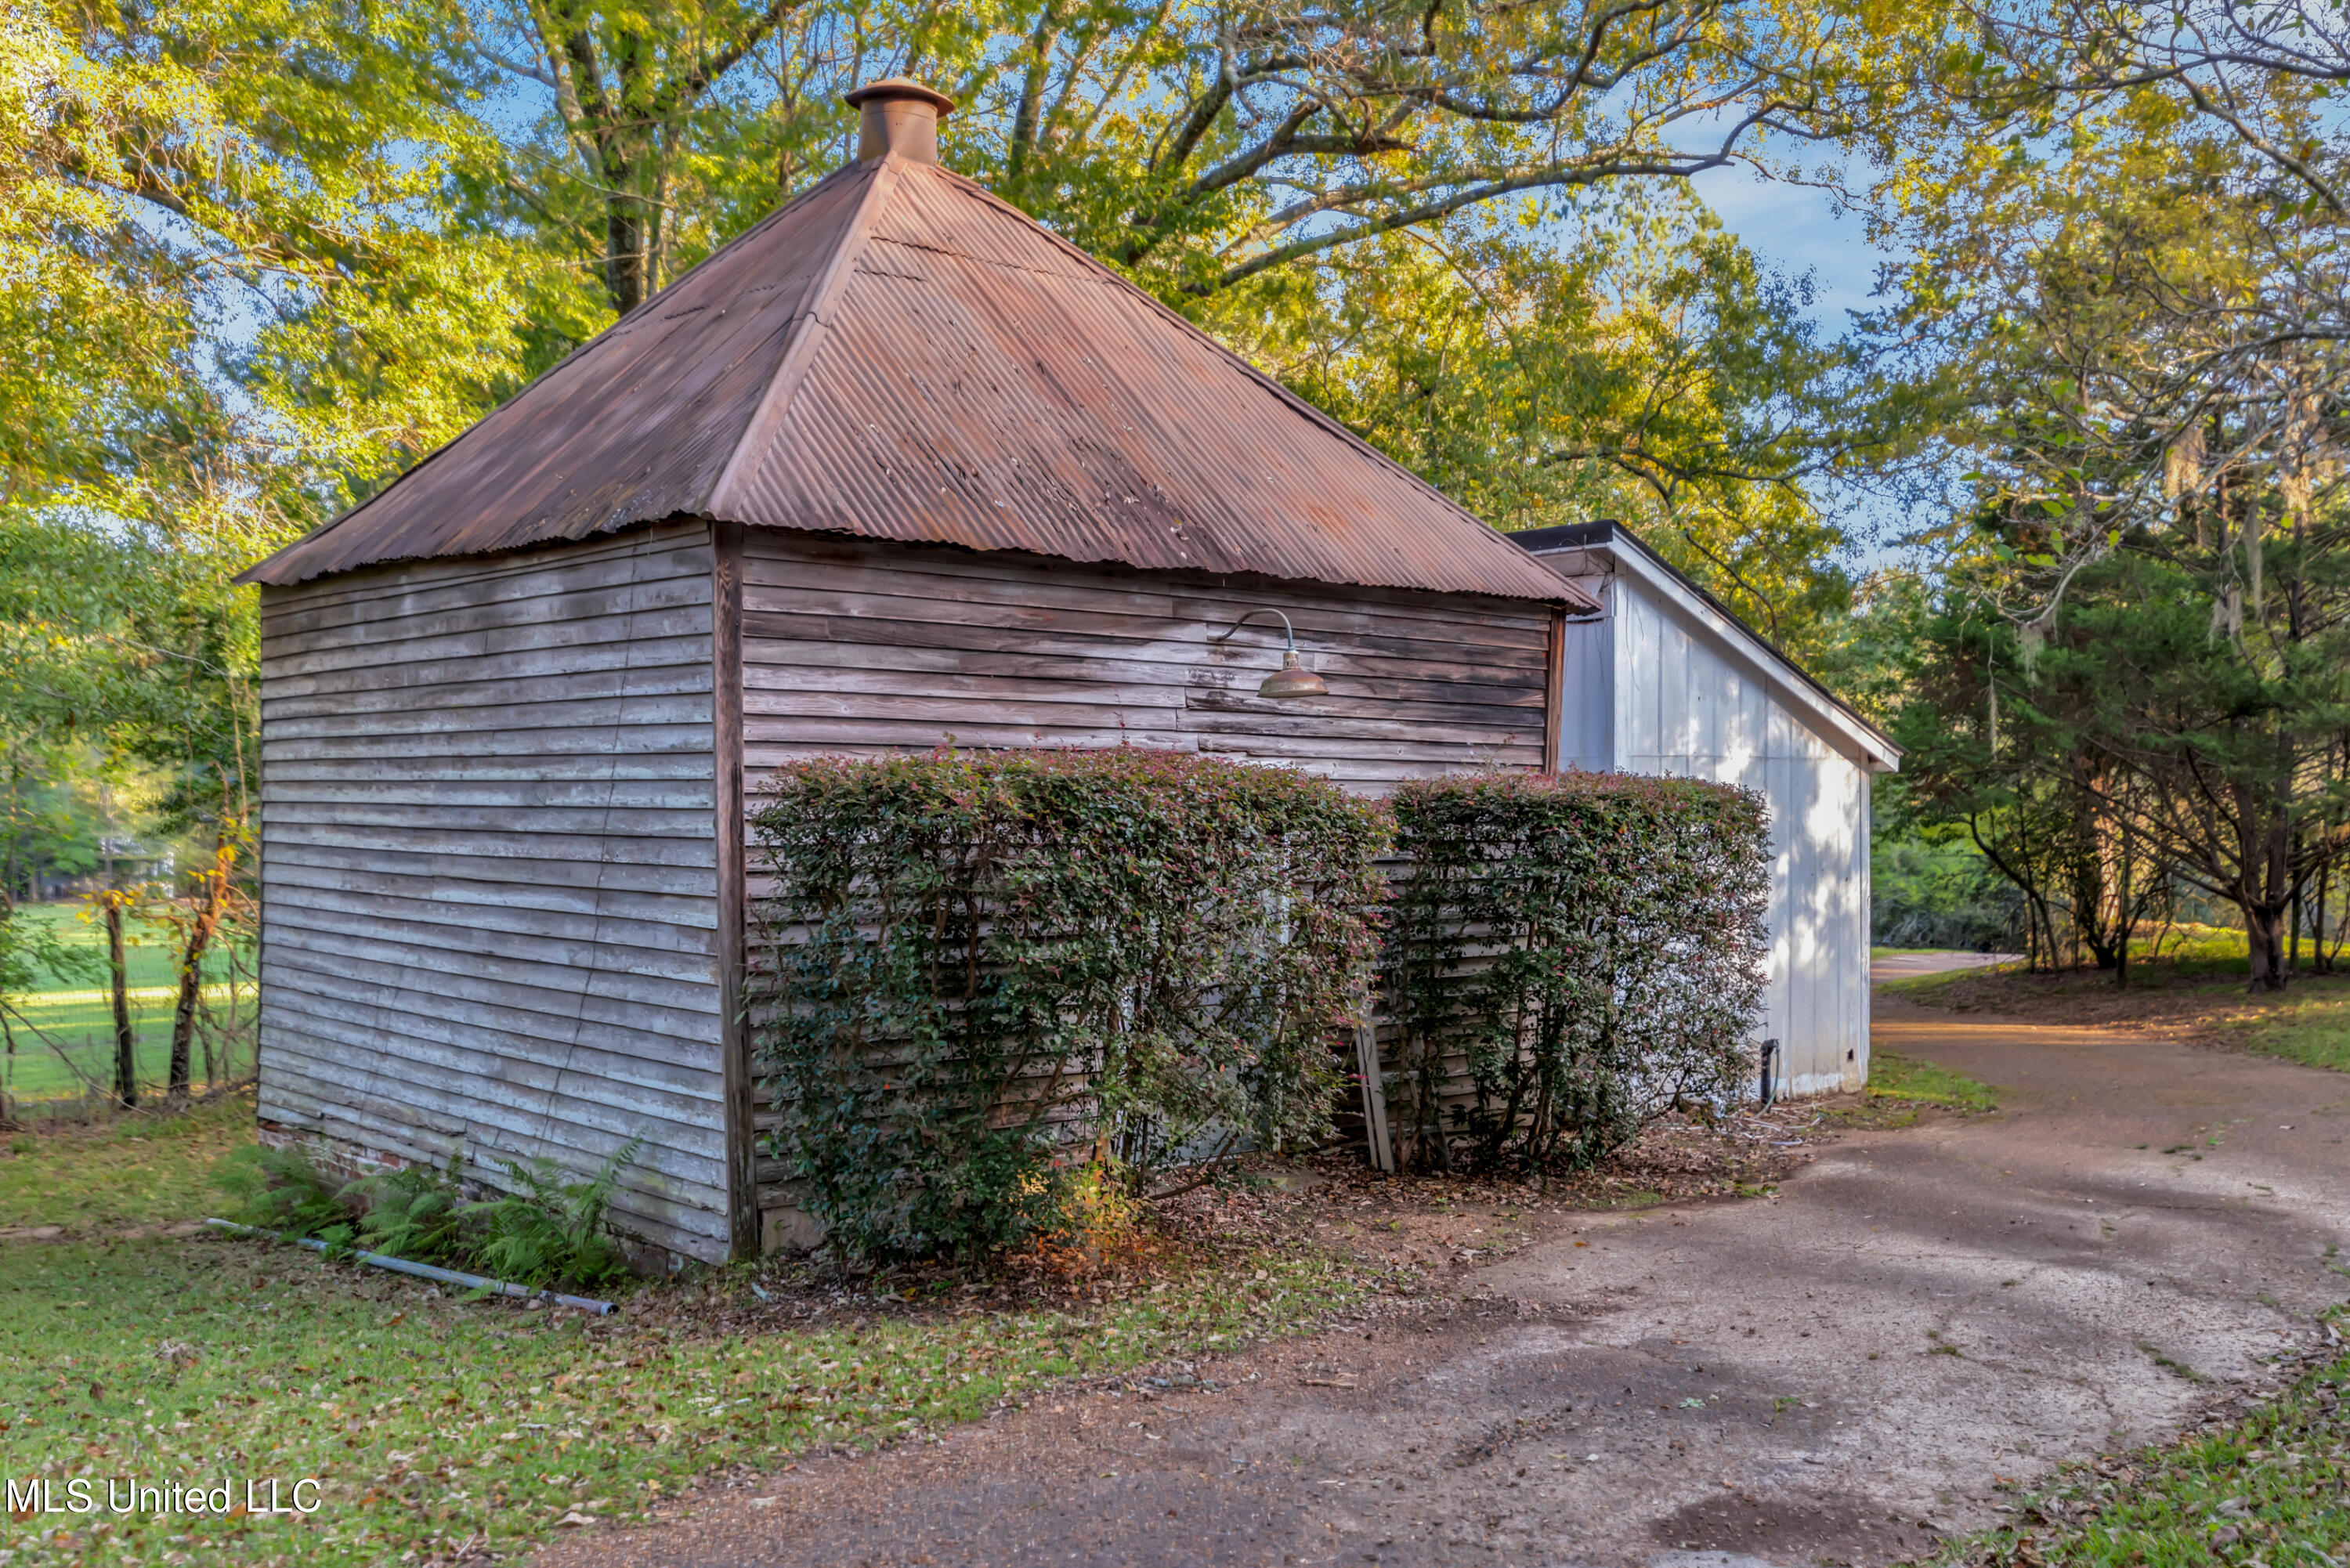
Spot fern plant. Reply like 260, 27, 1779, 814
466, 1137, 642, 1291
215, 1132, 642, 1292
218, 1142, 352, 1245
351, 1149, 469, 1265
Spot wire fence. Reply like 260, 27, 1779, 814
2, 978, 258, 1123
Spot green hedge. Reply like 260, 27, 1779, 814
1382, 771, 1770, 1175
748, 750, 1387, 1263
752, 754, 1773, 1258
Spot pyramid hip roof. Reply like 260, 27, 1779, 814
239, 154, 1585, 609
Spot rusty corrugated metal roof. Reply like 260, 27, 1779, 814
240, 155, 1590, 609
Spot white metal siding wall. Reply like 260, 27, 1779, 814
255, 523, 732, 1260
1605, 577, 1869, 1094
1554, 609, 1614, 771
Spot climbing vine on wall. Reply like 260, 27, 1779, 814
1382, 771, 1770, 1176
748, 749, 1386, 1263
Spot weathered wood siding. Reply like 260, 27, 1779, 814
735, 533, 1555, 792
255, 522, 732, 1260
736, 532, 1555, 1229
1572, 573, 1871, 1095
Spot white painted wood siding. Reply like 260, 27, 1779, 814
1599, 576, 1871, 1094
255, 522, 731, 1260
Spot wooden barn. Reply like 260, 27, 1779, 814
234, 80, 1600, 1265
1513, 523, 1901, 1097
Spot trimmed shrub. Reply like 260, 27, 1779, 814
1383, 770, 1770, 1175
748, 749, 1388, 1263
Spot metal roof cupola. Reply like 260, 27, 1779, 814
843, 78, 954, 164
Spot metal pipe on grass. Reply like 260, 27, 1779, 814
204, 1218, 614, 1314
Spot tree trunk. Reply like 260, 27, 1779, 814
168, 839, 232, 1100
2028, 887, 2059, 972
2, 753, 19, 905
596, 118, 653, 316
1, 877, 14, 1126
167, 929, 201, 1101
105, 898, 136, 1107
2243, 901, 2290, 993
606, 200, 645, 316
2316, 861, 2334, 975
2113, 836, 2132, 989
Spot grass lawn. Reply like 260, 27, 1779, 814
2222, 995, 2350, 1076
1868, 1050, 1998, 1113
1881, 925, 2350, 1078
2, 992, 255, 1107
0, 1104, 1390, 1567
9, 903, 242, 992
4, 904, 255, 1108
1932, 1321, 2348, 1567
1823, 1050, 2000, 1129
0, 1098, 257, 1232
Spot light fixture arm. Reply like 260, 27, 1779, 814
1208, 606, 1299, 652
1206, 605, 1329, 699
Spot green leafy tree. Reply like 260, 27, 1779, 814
2, 0, 1896, 1118
1258, 200, 1890, 657
1937, 0, 2348, 211
475, 0, 1865, 308
1882, 96, 2350, 989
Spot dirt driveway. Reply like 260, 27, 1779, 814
538, 1001, 2350, 1568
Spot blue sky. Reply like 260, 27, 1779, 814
1687, 164, 1925, 566
1690, 164, 1893, 327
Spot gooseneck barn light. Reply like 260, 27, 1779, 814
1209, 608, 1329, 699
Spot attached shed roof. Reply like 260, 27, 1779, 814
239, 156, 1587, 608
1512, 521, 1900, 771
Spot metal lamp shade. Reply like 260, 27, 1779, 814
1257, 649, 1329, 699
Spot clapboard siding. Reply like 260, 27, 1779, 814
258, 522, 1564, 1257
255, 522, 732, 1260
736, 534, 1553, 795
262, 838, 716, 901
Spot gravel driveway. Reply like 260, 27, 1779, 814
537, 999, 2350, 1568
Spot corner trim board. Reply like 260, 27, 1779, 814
1543, 605, 1567, 774
710, 518, 757, 1259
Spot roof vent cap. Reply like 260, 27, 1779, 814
844, 78, 955, 165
